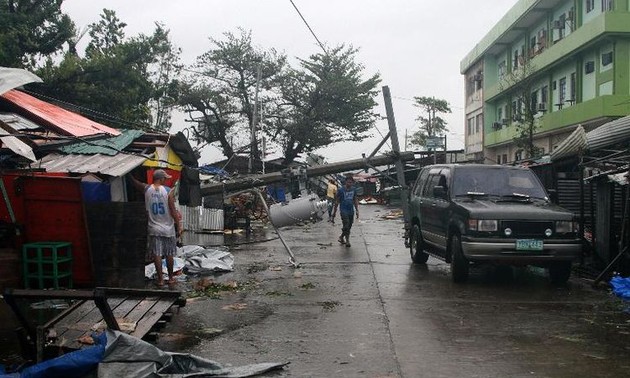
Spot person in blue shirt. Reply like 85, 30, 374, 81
332, 175, 359, 247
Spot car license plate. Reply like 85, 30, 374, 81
516, 239, 543, 251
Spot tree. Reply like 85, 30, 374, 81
0, 0, 75, 68
272, 45, 381, 163
178, 29, 287, 159
500, 61, 543, 159
409, 96, 451, 148
33, 9, 181, 131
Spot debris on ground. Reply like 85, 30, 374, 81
380, 209, 403, 220
7, 330, 287, 377
222, 303, 248, 311
319, 300, 341, 311
189, 278, 257, 299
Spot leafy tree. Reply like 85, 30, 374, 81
179, 29, 286, 159
34, 9, 181, 131
181, 34, 381, 165
272, 45, 381, 163
500, 61, 543, 159
409, 96, 451, 148
0, 0, 75, 68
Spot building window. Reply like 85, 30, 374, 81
541, 85, 548, 106
559, 77, 567, 104
570, 72, 576, 103
467, 117, 474, 135
515, 151, 523, 161
586, 0, 595, 12
585, 60, 595, 74
497, 155, 502, 164
498, 61, 506, 79
502, 154, 508, 164
530, 90, 538, 113
602, 0, 613, 11
475, 114, 483, 133
497, 106, 503, 124
602, 51, 613, 66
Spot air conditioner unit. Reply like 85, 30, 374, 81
473, 73, 483, 82
538, 103, 547, 112
492, 122, 502, 130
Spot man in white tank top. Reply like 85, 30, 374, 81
132, 169, 182, 286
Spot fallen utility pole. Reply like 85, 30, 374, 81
200, 151, 415, 196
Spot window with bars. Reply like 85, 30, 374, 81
586, 0, 595, 12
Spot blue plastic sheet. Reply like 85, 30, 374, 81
20, 332, 106, 378
610, 276, 630, 300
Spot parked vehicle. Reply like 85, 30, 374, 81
406, 164, 582, 284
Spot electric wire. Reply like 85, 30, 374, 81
288, 0, 327, 54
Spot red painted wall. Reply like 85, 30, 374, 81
0, 173, 93, 286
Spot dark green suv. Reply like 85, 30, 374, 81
407, 164, 582, 283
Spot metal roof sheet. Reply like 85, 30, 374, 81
37, 153, 146, 177
0, 67, 42, 95
586, 114, 630, 152
59, 129, 145, 156
0, 90, 120, 137
0, 112, 41, 130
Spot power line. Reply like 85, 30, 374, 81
289, 0, 327, 54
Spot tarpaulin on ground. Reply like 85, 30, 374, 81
2, 331, 287, 377
610, 276, 630, 300
98, 330, 287, 377
180, 245, 234, 275
145, 246, 234, 280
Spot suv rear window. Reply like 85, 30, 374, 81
452, 167, 547, 198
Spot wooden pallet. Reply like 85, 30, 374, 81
3, 287, 186, 361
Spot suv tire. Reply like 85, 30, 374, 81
410, 223, 429, 264
548, 261, 572, 285
450, 234, 469, 283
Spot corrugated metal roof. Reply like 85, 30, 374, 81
0, 89, 120, 137
550, 125, 587, 161
59, 129, 145, 156
37, 153, 146, 177
0, 112, 41, 130
587, 114, 630, 153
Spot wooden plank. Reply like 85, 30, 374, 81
65, 298, 143, 350
131, 298, 177, 338
123, 297, 160, 325
55, 297, 127, 347
112, 298, 143, 319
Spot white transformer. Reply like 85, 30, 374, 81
268, 194, 327, 228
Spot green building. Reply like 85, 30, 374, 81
461, 0, 630, 164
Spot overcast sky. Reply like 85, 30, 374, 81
61, 0, 516, 164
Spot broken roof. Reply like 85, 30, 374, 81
59, 129, 145, 156
37, 153, 147, 177
0, 89, 120, 137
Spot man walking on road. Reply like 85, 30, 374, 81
332, 175, 359, 247
131, 169, 182, 286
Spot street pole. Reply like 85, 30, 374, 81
382, 86, 409, 226
248, 63, 262, 174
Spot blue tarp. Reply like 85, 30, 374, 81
610, 276, 630, 300
199, 165, 229, 178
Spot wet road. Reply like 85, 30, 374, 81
158, 205, 630, 377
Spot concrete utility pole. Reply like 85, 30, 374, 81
248, 63, 262, 174
382, 86, 409, 225
200, 152, 414, 196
